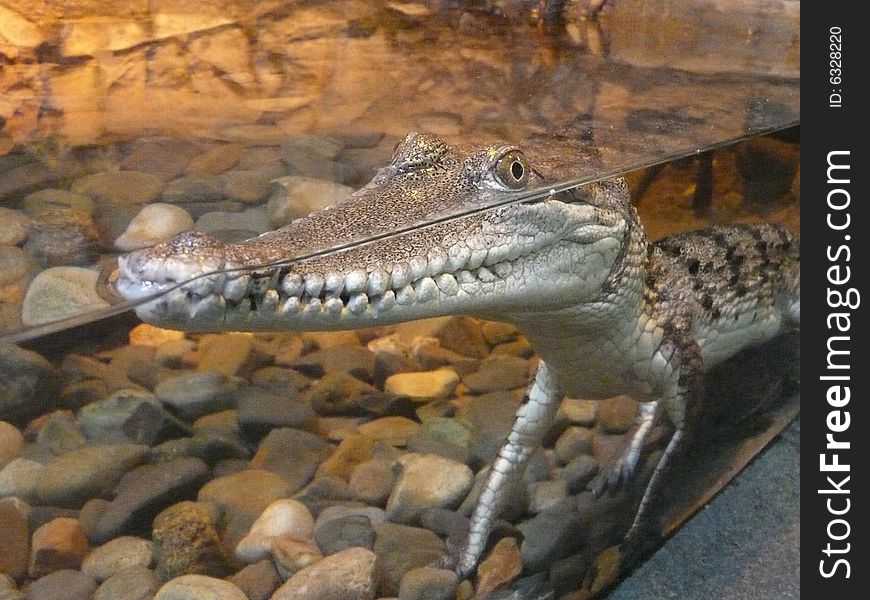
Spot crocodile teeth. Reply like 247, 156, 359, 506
466, 248, 488, 270
323, 271, 345, 297
261, 290, 280, 312
456, 270, 476, 284
475, 267, 497, 283
434, 273, 459, 296
223, 276, 250, 303
281, 273, 303, 297
281, 296, 302, 314
427, 247, 448, 276
368, 270, 390, 296
445, 245, 470, 272
323, 297, 344, 314
493, 262, 513, 278
408, 256, 428, 281
396, 285, 416, 305
373, 290, 396, 313
348, 293, 369, 315
345, 269, 368, 293
304, 274, 324, 298
413, 277, 438, 302
391, 262, 411, 289
303, 297, 322, 314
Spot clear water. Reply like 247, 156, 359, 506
0, 0, 799, 596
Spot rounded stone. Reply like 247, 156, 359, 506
373, 523, 444, 597
24, 208, 102, 267
0, 207, 29, 246
599, 395, 638, 434
554, 427, 594, 465
93, 567, 159, 600
25, 569, 97, 600
114, 203, 194, 251
0, 457, 44, 503
385, 453, 473, 523
36, 443, 150, 508
29, 517, 89, 577
152, 502, 226, 581
0, 421, 24, 466
153, 574, 247, 600
384, 368, 460, 399
0, 497, 30, 579
71, 171, 165, 206
23, 188, 95, 217
398, 566, 458, 600
357, 417, 420, 447
248, 428, 333, 492
235, 499, 315, 563
81, 536, 154, 581
153, 371, 235, 419
265, 176, 354, 227
21, 266, 110, 327
195, 208, 271, 236
270, 547, 378, 600
348, 459, 396, 505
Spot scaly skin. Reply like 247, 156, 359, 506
116, 132, 800, 577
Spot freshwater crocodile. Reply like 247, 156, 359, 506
116, 131, 801, 577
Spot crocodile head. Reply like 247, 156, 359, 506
116, 131, 634, 331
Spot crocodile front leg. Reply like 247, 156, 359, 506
454, 360, 562, 578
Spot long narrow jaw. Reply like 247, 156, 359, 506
115, 132, 628, 332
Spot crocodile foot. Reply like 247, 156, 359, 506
591, 447, 641, 497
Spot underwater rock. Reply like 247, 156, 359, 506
71, 171, 165, 207
114, 203, 195, 251
555, 426, 594, 465
235, 386, 314, 436
22, 189, 96, 218
34, 410, 88, 454
598, 395, 638, 434
185, 143, 243, 176
195, 333, 262, 377
221, 168, 284, 205
290, 345, 377, 383
234, 499, 315, 564
348, 459, 396, 505
248, 428, 333, 492
313, 514, 376, 555
197, 469, 292, 555
0, 208, 30, 246
0, 498, 30, 579
480, 321, 520, 346
151, 501, 226, 581
517, 499, 588, 573
268, 536, 322, 577
153, 371, 237, 420
372, 522, 444, 597
558, 455, 599, 495
357, 416, 420, 447
80, 536, 153, 581
194, 207, 271, 236
28, 517, 89, 577
432, 316, 490, 359
25, 208, 102, 267
271, 547, 378, 600
266, 176, 354, 227
93, 567, 159, 600
24, 569, 97, 600
315, 434, 373, 481
454, 391, 523, 467
78, 390, 189, 445
528, 480, 569, 514
92, 457, 210, 544
160, 175, 226, 205
153, 574, 247, 600
20, 266, 109, 327
306, 372, 379, 416
556, 398, 598, 428
406, 417, 473, 466
119, 138, 201, 181
462, 355, 530, 394
0, 457, 43, 504
476, 536, 523, 597
35, 443, 150, 508
398, 566, 458, 600
226, 559, 280, 600
385, 453, 473, 524
384, 368, 459, 399
0, 421, 23, 466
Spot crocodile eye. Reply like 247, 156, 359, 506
495, 151, 529, 189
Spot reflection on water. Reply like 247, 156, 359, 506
0, 2, 798, 597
